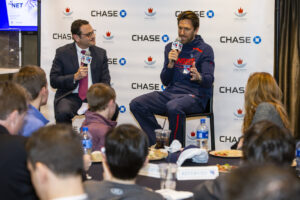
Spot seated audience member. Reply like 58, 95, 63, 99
81, 83, 117, 151
13, 65, 49, 137
0, 81, 38, 200
84, 124, 163, 200
232, 72, 290, 149
193, 120, 295, 200
223, 164, 300, 200
26, 124, 89, 200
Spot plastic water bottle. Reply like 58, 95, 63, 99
81, 127, 92, 155
296, 141, 300, 177
196, 118, 209, 150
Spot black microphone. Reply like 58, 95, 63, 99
170, 37, 182, 63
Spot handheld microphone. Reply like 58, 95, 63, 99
171, 37, 183, 51
170, 37, 182, 63
81, 51, 92, 67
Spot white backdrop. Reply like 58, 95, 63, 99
40, 0, 274, 149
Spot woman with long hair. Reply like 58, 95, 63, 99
233, 72, 290, 149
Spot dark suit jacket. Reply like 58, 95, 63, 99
50, 42, 111, 102
0, 125, 38, 200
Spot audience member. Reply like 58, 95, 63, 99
84, 124, 163, 200
26, 124, 88, 200
193, 120, 295, 200
81, 83, 117, 151
0, 81, 38, 199
14, 65, 49, 137
223, 164, 300, 200
233, 72, 290, 149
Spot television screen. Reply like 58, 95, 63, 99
0, 0, 38, 31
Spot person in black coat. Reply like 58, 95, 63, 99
0, 81, 38, 200
50, 19, 118, 123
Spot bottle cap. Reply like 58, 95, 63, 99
200, 118, 206, 123
82, 127, 88, 132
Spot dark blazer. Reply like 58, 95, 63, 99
50, 42, 111, 102
0, 125, 38, 200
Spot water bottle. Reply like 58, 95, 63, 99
81, 127, 92, 155
196, 118, 209, 150
296, 141, 300, 177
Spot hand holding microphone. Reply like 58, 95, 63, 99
168, 37, 182, 68
74, 51, 92, 81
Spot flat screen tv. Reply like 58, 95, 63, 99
0, 0, 38, 31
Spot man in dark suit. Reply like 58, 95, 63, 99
50, 19, 117, 123
0, 81, 38, 200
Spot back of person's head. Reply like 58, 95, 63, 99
13, 65, 47, 101
0, 81, 28, 120
242, 120, 295, 166
87, 83, 116, 112
243, 72, 289, 132
223, 164, 300, 200
71, 19, 89, 36
105, 124, 149, 180
26, 124, 84, 176
177, 10, 199, 30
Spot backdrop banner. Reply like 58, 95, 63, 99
41, 0, 274, 149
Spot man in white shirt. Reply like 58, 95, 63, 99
50, 19, 118, 124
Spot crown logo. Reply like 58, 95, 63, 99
238, 8, 243, 14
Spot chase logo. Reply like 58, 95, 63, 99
120, 10, 127, 18
234, 7, 247, 17
103, 31, 114, 40
175, 11, 214, 18
233, 58, 247, 68
144, 56, 156, 65
108, 58, 127, 66
233, 108, 244, 118
220, 36, 261, 44
161, 34, 169, 43
253, 36, 262, 44
206, 10, 214, 18
119, 58, 127, 66
91, 10, 127, 18
132, 34, 168, 42
145, 8, 156, 17
119, 105, 126, 113
52, 33, 72, 40
63, 7, 73, 16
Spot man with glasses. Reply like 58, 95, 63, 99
50, 19, 117, 124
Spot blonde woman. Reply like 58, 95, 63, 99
233, 72, 290, 149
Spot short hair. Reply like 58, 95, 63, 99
223, 164, 300, 200
177, 11, 199, 30
0, 81, 28, 120
105, 124, 149, 179
13, 65, 47, 101
26, 124, 84, 176
71, 19, 89, 35
87, 83, 116, 112
242, 120, 295, 166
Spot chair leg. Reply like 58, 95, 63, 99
210, 114, 215, 150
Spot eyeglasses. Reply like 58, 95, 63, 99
80, 30, 96, 38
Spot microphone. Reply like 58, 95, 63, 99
81, 51, 92, 67
171, 37, 183, 51
170, 37, 182, 63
